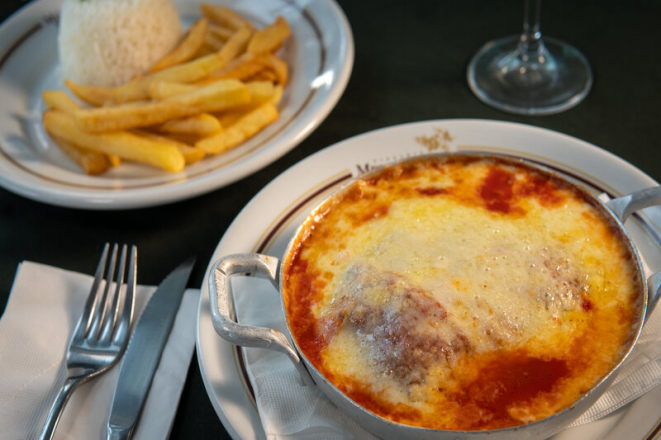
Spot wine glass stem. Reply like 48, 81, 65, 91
521, 0, 542, 50
509, 0, 556, 87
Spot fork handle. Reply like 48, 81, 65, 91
39, 377, 80, 440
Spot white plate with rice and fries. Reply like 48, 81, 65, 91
0, 0, 353, 209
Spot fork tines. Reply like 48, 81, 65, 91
78, 243, 137, 344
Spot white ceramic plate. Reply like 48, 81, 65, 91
0, 0, 353, 209
197, 119, 661, 440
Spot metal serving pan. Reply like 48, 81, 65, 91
208, 152, 661, 439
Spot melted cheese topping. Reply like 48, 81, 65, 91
282, 155, 642, 431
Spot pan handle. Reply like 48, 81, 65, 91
647, 272, 661, 322
605, 187, 661, 321
606, 186, 661, 222
208, 253, 315, 387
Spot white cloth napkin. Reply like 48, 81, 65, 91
0, 261, 199, 440
232, 272, 661, 439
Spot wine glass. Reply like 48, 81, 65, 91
467, 0, 592, 115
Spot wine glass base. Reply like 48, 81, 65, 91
467, 35, 593, 116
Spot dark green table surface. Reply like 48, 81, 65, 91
1, 0, 660, 438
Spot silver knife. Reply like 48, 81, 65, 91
106, 257, 195, 440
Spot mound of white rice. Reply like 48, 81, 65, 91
58, 0, 183, 87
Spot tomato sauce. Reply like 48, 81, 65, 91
455, 351, 570, 429
416, 187, 449, 196
520, 175, 566, 207
284, 253, 326, 366
480, 168, 517, 214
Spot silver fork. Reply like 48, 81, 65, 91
39, 243, 138, 440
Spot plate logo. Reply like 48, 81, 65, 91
415, 127, 455, 152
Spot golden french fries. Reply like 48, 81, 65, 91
113, 53, 225, 103
151, 18, 209, 72
107, 154, 122, 167
214, 81, 277, 126
247, 69, 277, 83
42, 6, 290, 175
199, 53, 266, 84
201, 3, 255, 31
42, 90, 81, 113
257, 53, 289, 85
113, 25, 253, 103
203, 31, 226, 51
73, 100, 197, 133
193, 44, 216, 58
160, 132, 206, 145
51, 135, 111, 175
197, 102, 278, 154
64, 80, 113, 107
75, 80, 249, 132
158, 113, 222, 136
270, 84, 284, 106
148, 81, 198, 100
216, 25, 254, 62
44, 111, 186, 172
247, 16, 291, 55
207, 23, 234, 41
43, 91, 126, 172
246, 81, 276, 102
166, 79, 250, 112
133, 130, 206, 164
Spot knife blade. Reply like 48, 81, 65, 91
106, 257, 195, 440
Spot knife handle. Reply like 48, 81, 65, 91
107, 424, 132, 440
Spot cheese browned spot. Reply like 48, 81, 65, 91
282, 155, 642, 431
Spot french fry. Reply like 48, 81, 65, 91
112, 54, 220, 103
203, 32, 225, 52
215, 25, 253, 64
43, 110, 186, 172
198, 53, 265, 84
197, 102, 278, 154
247, 69, 278, 83
193, 44, 216, 58
207, 23, 234, 41
107, 154, 122, 167
201, 3, 255, 31
64, 80, 113, 106
247, 16, 291, 55
213, 81, 276, 126
134, 130, 205, 164
151, 18, 209, 72
73, 100, 197, 133
43, 94, 122, 169
214, 110, 243, 128
165, 79, 251, 113
42, 90, 81, 113
76, 80, 249, 133
246, 81, 276, 103
51, 135, 110, 175
112, 25, 253, 103
270, 84, 284, 105
158, 113, 222, 136
167, 140, 206, 164
148, 81, 198, 100
159, 132, 206, 145
257, 54, 288, 85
